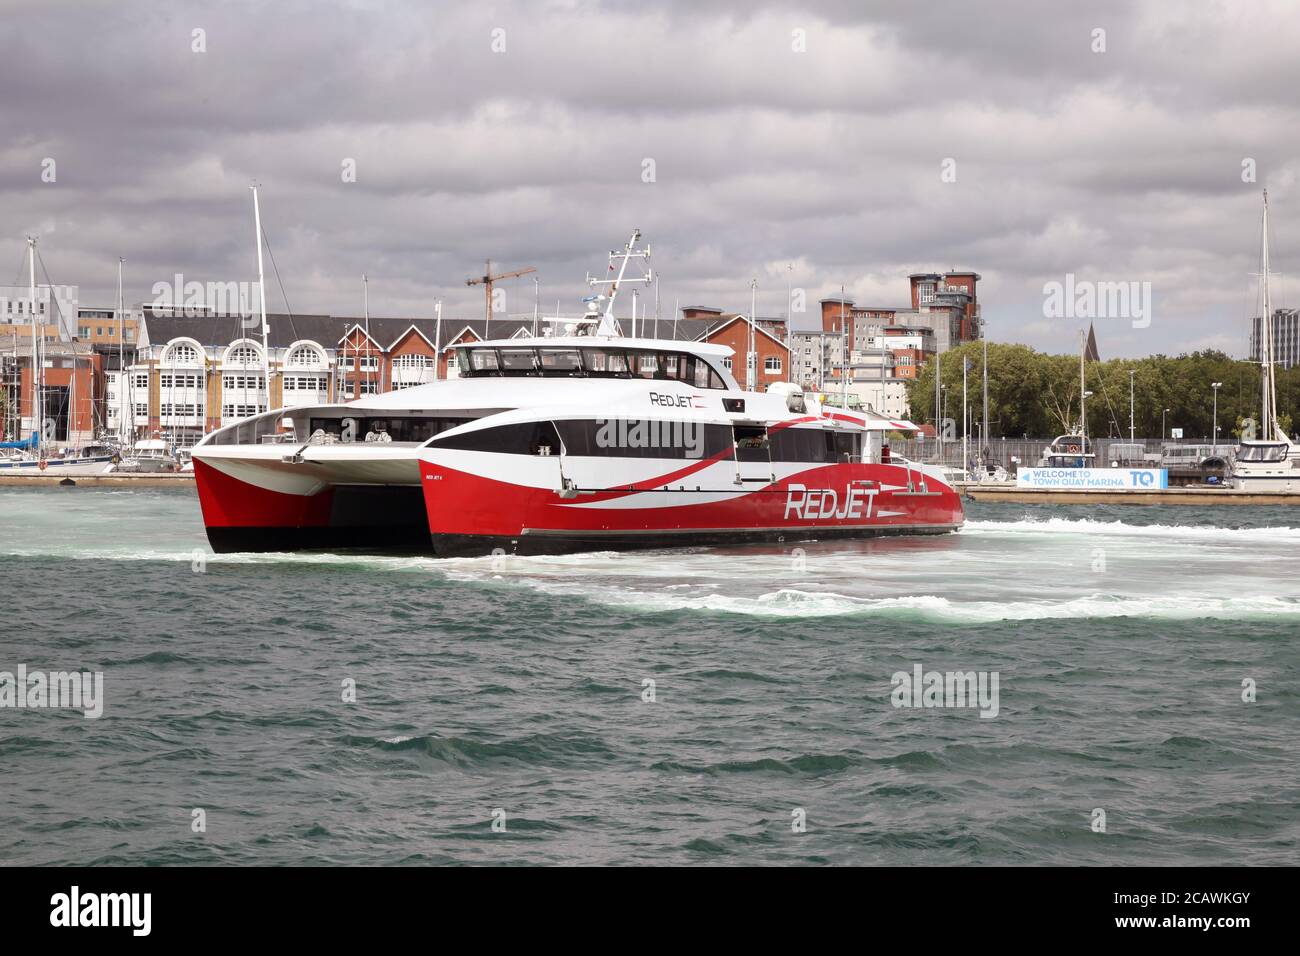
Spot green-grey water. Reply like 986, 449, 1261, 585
0, 486, 1296, 865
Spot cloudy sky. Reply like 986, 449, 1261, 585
2, 0, 1297, 357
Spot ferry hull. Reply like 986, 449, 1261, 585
429, 523, 957, 557
420, 458, 963, 557
193, 458, 429, 553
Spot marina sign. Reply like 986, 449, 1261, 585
1016, 467, 1169, 490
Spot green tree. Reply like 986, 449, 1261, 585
905, 343, 1300, 440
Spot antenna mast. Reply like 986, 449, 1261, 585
587, 230, 651, 336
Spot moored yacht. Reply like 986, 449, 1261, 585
1037, 434, 1095, 469
1233, 190, 1300, 492
115, 438, 182, 474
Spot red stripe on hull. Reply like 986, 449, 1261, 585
420, 461, 963, 540
193, 458, 335, 529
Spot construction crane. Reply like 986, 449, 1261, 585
466, 260, 537, 331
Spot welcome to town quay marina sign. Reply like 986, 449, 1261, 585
1016, 468, 1169, 490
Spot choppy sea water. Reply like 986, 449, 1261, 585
0, 486, 1296, 866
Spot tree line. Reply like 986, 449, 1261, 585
904, 342, 1297, 441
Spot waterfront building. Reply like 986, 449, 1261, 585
0, 284, 79, 340
1250, 308, 1300, 370
0, 340, 102, 447
3, 301, 798, 447
788, 271, 982, 416
74, 307, 141, 346
121, 312, 538, 446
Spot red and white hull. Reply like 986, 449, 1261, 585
189, 334, 963, 555
417, 423, 962, 556
193, 444, 428, 552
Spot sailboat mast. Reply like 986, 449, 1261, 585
434, 300, 443, 381
748, 279, 757, 392
251, 184, 271, 414
1079, 329, 1086, 440
982, 324, 989, 463
1261, 189, 1277, 440
363, 274, 371, 393
27, 237, 39, 451
117, 257, 131, 446
69, 344, 76, 450
840, 286, 848, 410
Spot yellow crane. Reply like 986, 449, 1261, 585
466, 260, 537, 329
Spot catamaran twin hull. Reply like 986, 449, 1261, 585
193, 427, 964, 556
191, 335, 963, 556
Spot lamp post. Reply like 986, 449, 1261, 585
1081, 390, 1093, 441
1211, 382, 1222, 451
1162, 407, 1171, 441
1128, 369, 1135, 441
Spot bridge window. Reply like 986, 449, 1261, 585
456, 346, 728, 387
499, 348, 537, 373
539, 349, 581, 372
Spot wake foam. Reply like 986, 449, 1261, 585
963, 517, 1300, 541
484, 581, 1300, 623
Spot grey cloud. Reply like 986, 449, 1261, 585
1, 0, 1298, 356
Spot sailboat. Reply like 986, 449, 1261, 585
0, 237, 115, 474
1232, 190, 1299, 492
1036, 327, 1098, 468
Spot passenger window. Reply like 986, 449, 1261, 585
734, 425, 770, 462
539, 349, 581, 373
432, 421, 561, 455
499, 349, 537, 373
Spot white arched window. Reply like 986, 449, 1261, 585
286, 342, 326, 368
220, 343, 261, 369
221, 340, 263, 368
163, 340, 203, 366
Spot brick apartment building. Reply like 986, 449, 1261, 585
790, 271, 982, 415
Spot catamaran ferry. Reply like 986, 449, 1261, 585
192, 334, 963, 555
191, 228, 962, 554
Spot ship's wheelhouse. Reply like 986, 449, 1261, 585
1234, 441, 1289, 463
455, 344, 731, 389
